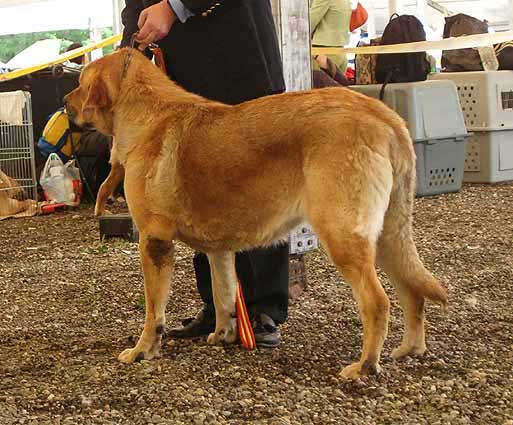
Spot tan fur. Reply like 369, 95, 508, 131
94, 141, 124, 216
0, 169, 32, 217
65, 49, 448, 379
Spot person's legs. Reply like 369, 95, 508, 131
239, 245, 289, 324
169, 245, 289, 346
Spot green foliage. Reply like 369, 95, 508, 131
101, 28, 115, 55
135, 295, 145, 311
86, 243, 109, 255
0, 28, 115, 64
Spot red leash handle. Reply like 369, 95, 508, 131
236, 281, 256, 350
149, 45, 167, 75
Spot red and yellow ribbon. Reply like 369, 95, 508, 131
236, 281, 256, 350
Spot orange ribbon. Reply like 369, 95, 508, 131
236, 281, 256, 350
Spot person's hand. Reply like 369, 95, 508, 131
315, 54, 329, 70
136, 0, 176, 49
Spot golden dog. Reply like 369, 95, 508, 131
64, 48, 447, 379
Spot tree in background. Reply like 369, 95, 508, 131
0, 28, 114, 64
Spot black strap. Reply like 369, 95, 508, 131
389, 13, 400, 22
379, 70, 394, 101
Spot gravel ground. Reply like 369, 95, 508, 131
1, 183, 512, 425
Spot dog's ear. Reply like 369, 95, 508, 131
82, 75, 111, 122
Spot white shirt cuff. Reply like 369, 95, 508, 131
168, 0, 194, 23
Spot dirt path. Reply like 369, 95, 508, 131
1, 184, 512, 424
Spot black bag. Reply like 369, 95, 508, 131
441, 14, 488, 72
375, 14, 430, 99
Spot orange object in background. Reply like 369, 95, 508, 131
350, 2, 368, 32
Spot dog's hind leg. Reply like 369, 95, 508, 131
94, 160, 125, 216
314, 225, 390, 380
206, 251, 238, 345
377, 146, 447, 360
118, 232, 174, 364
305, 148, 394, 380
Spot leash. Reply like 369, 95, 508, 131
149, 44, 167, 75
122, 32, 167, 79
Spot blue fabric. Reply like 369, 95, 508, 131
37, 139, 70, 162
168, 0, 194, 22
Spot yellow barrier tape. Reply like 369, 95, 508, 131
0, 34, 122, 82
2, 30, 511, 82
312, 31, 513, 55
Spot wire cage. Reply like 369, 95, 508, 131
0, 91, 38, 217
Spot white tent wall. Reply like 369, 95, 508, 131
365, 0, 512, 34
0, 0, 113, 36
112, 0, 125, 37
0, 0, 510, 42
510, 0, 513, 31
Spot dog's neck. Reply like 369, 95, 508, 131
110, 61, 217, 164
109, 52, 231, 164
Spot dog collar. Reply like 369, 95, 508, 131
122, 32, 162, 79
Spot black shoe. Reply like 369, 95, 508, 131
167, 308, 215, 339
253, 313, 281, 348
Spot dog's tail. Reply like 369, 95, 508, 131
378, 123, 448, 307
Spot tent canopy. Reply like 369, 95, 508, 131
0, 0, 510, 37
0, 0, 114, 36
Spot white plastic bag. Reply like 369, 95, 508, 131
40, 153, 68, 203
40, 153, 82, 206
63, 159, 82, 207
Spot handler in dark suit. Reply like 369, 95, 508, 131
121, 0, 289, 347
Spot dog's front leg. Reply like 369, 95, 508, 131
94, 160, 125, 216
118, 235, 174, 363
206, 252, 238, 345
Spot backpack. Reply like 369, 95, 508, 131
441, 14, 488, 72
37, 108, 82, 161
375, 14, 430, 97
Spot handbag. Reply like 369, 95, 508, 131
355, 37, 381, 85
441, 14, 488, 72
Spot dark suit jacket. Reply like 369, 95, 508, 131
121, 0, 285, 104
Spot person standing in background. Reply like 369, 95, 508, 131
310, 0, 352, 74
120, 0, 290, 348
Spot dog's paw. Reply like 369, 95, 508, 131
118, 347, 159, 364
391, 344, 426, 360
118, 348, 144, 364
207, 318, 237, 345
338, 361, 382, 380
94, 207, 112, 217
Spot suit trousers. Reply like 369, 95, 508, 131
193, 244, 289, 324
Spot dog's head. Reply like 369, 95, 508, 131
64, 49, 132, 135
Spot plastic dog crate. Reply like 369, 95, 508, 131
289, 224, 319, 254
430, 71, 513, 131
414, 136, 466, 195
350, 80, 468, 196
464, 130, 513, 183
